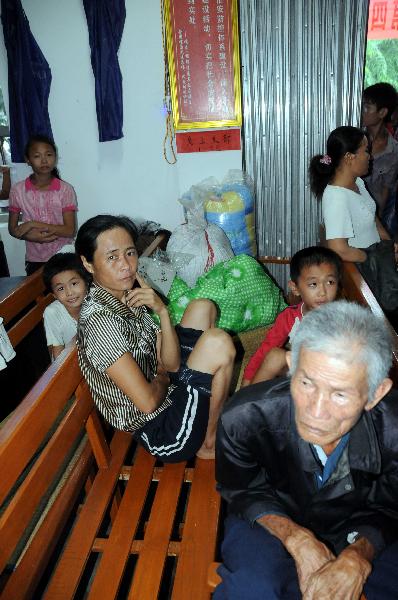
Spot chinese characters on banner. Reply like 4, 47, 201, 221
166, 0, 241, 129
368, 0, 398, 39
176, 128, 241, 153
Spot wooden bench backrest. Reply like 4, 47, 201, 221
342, 262, 398, 384
0, 347, 91, 590
0, 267, 53, 348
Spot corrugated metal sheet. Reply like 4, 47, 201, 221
239, 0, 368, 287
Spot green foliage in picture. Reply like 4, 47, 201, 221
364, 39, 398, 90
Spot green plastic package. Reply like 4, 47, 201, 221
158, 255, 286, 333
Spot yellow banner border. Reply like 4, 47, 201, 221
164, 0, 242, 130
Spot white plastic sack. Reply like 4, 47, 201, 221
167, 184, 233, 287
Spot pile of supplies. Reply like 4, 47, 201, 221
139, 170, 285, 333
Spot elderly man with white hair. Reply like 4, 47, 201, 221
215, 300, 398, 600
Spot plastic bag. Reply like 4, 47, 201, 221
137, 249, 177, 297
203, 170, 257, 256
167, 183, 234, 287
164, 255, 286, 333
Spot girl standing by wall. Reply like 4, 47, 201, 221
8, 135, 77, 275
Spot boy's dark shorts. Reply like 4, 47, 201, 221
136, 325, 213, 463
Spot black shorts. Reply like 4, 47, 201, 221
136, 325, 213, 463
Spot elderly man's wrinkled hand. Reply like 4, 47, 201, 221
286, 528, 335, 593
302, 548, 371, 600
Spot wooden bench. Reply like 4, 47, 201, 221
1, 257, 396, 599
0, 267, 52, 349
0, 343, 221, 599
0, 268, 52, 421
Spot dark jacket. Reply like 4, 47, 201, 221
216, 378, 398, 555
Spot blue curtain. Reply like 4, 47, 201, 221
1, 0, 53, 162
83, 0, 125, 142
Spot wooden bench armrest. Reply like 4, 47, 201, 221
141, 231, 168, 257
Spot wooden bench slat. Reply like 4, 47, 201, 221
119, 464, 195, 483
171, 459, 221, 600
0, 268, 46, 325
87, 447, 156, 599
129, 461, 186, 600
0, 347, 81, 506
42, 429, 132, 600
0, 441, 93, 600
91, 536, 181, 556
7, 294, 53, 348
84, 400, 111, 469
0, 391, 92, 572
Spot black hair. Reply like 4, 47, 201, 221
290, 246, 343, 284
363, 82, 398, 122
24, 134, 61, 179
43, 252, 91, 291
75, 215, 138, 263
308, 126, 365, 199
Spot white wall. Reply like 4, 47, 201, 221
0, 1, 241, 274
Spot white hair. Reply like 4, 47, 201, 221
289, 301, 392, 401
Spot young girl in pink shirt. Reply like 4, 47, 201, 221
8, 135, 77, 275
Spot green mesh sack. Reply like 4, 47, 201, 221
160, 255, 286, 333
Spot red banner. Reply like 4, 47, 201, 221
176, 128, 241, 153
167, 0, 241, 128
368, 0, 398, 39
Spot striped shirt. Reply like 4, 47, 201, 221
77, 283, 173, 432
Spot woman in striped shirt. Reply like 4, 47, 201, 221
76, 214, 235, 462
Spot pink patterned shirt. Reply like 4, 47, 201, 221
9, 177, 78, 262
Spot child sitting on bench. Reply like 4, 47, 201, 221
43, 252, 90, 360
241, 246, 342, 386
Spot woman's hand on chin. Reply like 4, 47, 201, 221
123, 273, 167, 316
